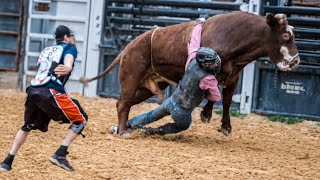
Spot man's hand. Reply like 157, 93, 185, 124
54, 64, 72, 77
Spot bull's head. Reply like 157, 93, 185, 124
266, 13, 300, 71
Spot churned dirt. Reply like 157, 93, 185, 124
0, 89, 319, 180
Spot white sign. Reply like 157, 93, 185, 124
281, 81, 305, 95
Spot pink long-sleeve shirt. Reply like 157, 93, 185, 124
186, 22, 221, 102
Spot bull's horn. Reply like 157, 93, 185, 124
274, 14, 286, 24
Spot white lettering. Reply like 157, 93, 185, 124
281, 82, 305, 95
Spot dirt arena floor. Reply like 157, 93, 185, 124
0, 89, 319, 180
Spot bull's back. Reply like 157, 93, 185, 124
120, 21, 193, 70
151, 22, 193, 66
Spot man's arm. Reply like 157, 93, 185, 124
199, 75, 221, 102
54, 54, 74, 77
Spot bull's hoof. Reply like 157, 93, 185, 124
119, 128, 135, 138
108, 125, 133, 138
217, 127, 232, 136
200, 111, 212, 124
120, 132, 133, 138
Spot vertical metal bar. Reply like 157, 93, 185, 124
18, 0, 29, 91
81, 0, 92, 95
83, 0, 104, 97
23, 0, 34, 91
14, 0, 24, 72
239, 0, 261, 114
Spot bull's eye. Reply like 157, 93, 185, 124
283, 33, 290, 40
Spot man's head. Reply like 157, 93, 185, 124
55, 25, 75, 45
196, 47, 221, 75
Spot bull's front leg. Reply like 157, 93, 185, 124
200, 101, 214, 123
220, 76, 239, 136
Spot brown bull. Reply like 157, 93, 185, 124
81, 11, 300, 137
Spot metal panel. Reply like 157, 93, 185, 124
0, 0, 23, 71
253, 60, 320, 120
98, 53, 121, 98
23, 0, 91, 94
98, 0, 246, 109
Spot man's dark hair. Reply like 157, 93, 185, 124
55, 25, 74, 42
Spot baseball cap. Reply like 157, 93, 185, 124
55, 25, 74, 40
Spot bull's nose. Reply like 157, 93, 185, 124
290, 56, 300, 68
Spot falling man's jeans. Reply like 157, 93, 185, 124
127, 97, 193, 134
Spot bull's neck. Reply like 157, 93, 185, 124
229, 26, 271, 70
202, 15, 269, 71
229, 39, 266, 68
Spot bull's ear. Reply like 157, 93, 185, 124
266, 13, 277, 27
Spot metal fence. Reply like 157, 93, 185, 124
0, 0, 23, 71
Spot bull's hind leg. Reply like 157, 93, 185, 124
115, 48, 153, 136
220, 75, 239, 136
117, 86, 154, 137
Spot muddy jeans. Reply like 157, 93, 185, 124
127, 97, 193, 134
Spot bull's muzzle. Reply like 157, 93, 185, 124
277, 53, 300, 71
289, 54, 300, 69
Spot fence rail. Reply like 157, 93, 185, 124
107, 6, 227, 18
264, 5, 320, 16
108, 0, 241, 10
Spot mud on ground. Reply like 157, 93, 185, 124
0, 89, 319, 180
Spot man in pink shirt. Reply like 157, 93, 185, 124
186, 17, 221, 103
110, 46, 221, 135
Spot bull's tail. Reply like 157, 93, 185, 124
80, 51, 123, 85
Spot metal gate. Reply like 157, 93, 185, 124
99, 0, 246, 109
23, 0, 91, 93
0, 0, 24, 71
252, 0, 320, 119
